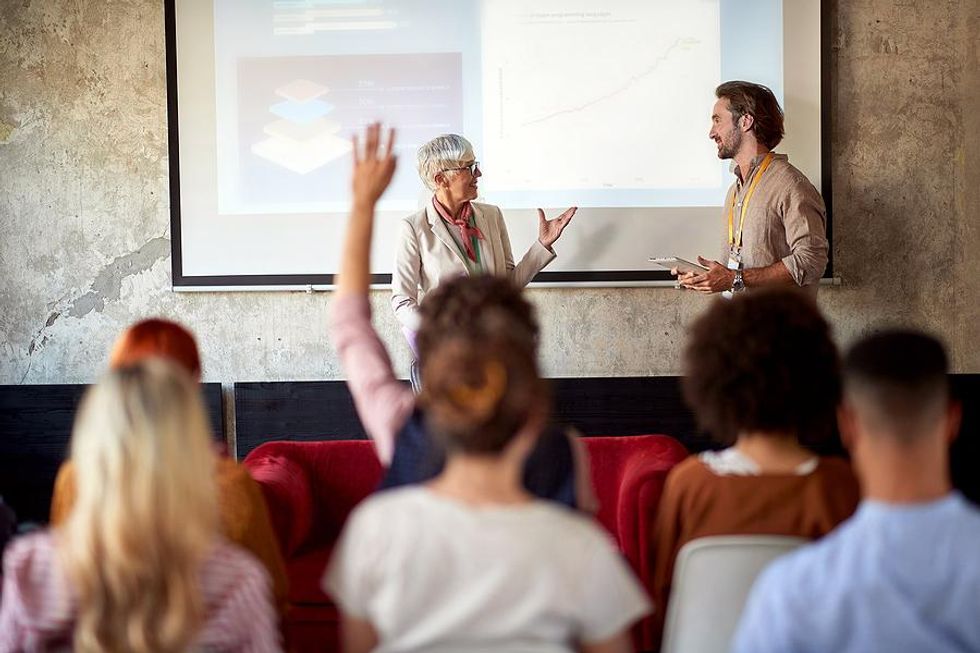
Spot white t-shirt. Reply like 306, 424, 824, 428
324, 486, 651, 653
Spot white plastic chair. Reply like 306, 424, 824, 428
661, 535, 807, 653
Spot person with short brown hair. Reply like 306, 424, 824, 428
677, 81, 828, 295
649, 288, 859, 649
732, 330, 980, 653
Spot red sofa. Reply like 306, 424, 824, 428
244, 435, 688, 652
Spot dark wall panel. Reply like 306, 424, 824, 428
0, 383, 223, 525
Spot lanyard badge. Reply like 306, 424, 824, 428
727, 152, 775, 253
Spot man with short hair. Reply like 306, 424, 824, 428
731, 330, 980, 653
678, 81, 828, 295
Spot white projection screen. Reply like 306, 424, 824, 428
166, 0, 831, 289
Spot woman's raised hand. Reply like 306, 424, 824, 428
351, 122, 397, 206
537, 207, 577, 249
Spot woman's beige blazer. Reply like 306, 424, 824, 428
391, 201, 555, 330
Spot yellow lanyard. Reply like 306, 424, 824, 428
728, 152, 775, 251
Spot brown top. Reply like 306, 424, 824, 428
722, 153, 829, 290
649, 455, 860, 648
49, 456, 289, 617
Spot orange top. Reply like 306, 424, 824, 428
649, 455, 860, 649
49, 456, 289, 617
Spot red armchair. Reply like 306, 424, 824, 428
244, 435, 687, 652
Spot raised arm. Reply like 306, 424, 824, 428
331, 123, 414, 465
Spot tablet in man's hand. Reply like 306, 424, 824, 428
648, 257, 709, 275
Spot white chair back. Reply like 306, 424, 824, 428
661, 535, 807, 653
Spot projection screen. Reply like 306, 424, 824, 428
166, 0, 830, 289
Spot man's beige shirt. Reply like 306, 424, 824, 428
723, 153, 828, 292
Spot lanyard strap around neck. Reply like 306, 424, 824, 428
728, 152, 775, 251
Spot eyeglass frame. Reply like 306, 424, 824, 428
441, 160, 481, 176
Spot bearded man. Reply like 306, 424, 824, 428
677, 81, 828, 295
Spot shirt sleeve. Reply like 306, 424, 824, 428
779, 176, 829, 286
210, 552, 284, 653
576, 532, 653, 644
0, 533, 71, 652
330, 294, 415, 465
322, 503, 380, 619
729, 560, 801, 653
497, 206, 555, 288
391, 217, 423, 331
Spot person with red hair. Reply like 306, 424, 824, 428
48, 318, 289, 616
108, 317, 202, 377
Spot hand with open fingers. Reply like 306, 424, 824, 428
678, 256, 736, 293
538, 207, 577, 248
351, 122, 397, 205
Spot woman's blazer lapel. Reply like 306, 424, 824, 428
471, 203, 499, 275
424, 202, 468, 270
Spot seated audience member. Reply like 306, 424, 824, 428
333, 133, 595, 512
732, 331, 980, 653
325, 124, 648, 653
47, 318, 289, 615
0, 360, 280, 652
650, 288, 860, 646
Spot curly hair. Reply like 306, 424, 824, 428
682, 288, 840, 447
715, 81, 785, 150
416, 276, 546, 453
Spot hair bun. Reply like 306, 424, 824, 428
447, 360, 507, 422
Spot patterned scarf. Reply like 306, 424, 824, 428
432, 197, 484, 262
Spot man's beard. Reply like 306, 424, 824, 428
717, 128, 742, 160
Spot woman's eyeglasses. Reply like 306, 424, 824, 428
442, 161, 480, 175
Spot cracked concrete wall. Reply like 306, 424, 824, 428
1, 0, 979, 388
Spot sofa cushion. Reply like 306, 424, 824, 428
245, 454, 313, 557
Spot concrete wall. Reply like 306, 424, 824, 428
2, 0, 979, 388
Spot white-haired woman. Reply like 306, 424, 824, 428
392, 134, 576, 349
0, 360, 281, 653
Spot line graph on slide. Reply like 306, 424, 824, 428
481, 0, 722, 196
519, 37, 700, 129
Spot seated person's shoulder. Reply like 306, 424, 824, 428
951, 495, 980, 537
665, 454, 714, 487
3, 530, 56, 576
202, 538, 271, 596
2, 531, 70, 619
814, 456, 860, 494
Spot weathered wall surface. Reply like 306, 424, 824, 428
1, 0, 979, 388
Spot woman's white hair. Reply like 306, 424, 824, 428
417, 134, 475, 192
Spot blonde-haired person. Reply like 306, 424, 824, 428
48, 318, 289, 616
0, 360, 281, 652
326, 124, 646, 653
392, 134, 575, 378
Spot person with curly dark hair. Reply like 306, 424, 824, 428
648, 288, 859, 649
676, 81, 828, 295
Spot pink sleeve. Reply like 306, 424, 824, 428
330, 294, 415, 466
0, 532, 72, 651
0, 553, 26, 652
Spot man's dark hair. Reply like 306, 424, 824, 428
715, 81, 785, 150
682, 287, 840, 447
843, 330, 949, 442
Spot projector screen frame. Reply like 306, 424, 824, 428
165, 0, 833, 290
